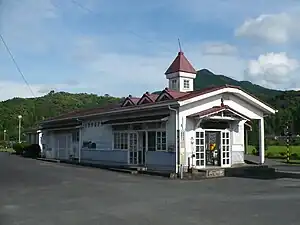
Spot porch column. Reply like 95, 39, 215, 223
78, 128, 82, 163
259, 118, 265, 164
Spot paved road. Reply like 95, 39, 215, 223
245, 155, 300, 173
1, 153, 300, 225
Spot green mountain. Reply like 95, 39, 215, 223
194, 69, 282, 99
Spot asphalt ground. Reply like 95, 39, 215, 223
1, 152, 300, 225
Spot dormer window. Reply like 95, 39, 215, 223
171, 80, 177, 89
183, 80, 190, 89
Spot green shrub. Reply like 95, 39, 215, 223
252, 148, 257, 156
292, 139, 300, 146
266, 152, 274, 158
12, 142, 29, 155
291, 153, 299, 160
279, 152, 286, 157
254, 143, 268, 156
22, 144, 41, 158
0, 140, 9, 149
13, 143, 24, 155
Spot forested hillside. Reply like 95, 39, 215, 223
0, 91, 120, 140
0, 69, 298, 144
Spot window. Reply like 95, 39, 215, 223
171, 79, 177, 89
113, 132, 128, 150
72, 131, 79, 142
156, 131, 166, 151
183, 80, 190, 89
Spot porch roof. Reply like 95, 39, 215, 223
188, 105, 251, 121
102, 114, 169, 125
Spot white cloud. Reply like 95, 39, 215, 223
235, 13, 300, 44
0, 0, 60, 53
68, 36, 247, 96
3, 0, 300, 102
0, 80, 92, 101
0, 81, 43, 100
245, 52, 299, 88
200, 42, 238, 55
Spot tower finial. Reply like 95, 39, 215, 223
178, 38, 182, 52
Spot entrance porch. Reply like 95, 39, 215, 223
186, 105, 253, 170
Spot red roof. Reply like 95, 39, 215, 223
136, 92, 159, 104
165, 51, 197, 75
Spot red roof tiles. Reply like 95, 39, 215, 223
165, 51, 197, 75
136, 92, 159, 104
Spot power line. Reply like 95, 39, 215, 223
70, 0, 174, 53
71, 0, 93, 13
0, 33, 36, 97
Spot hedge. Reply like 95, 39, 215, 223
12, 143, 41, 158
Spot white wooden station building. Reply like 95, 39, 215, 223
38, 51, 276, 173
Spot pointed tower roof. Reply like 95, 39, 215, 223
165, 51, 197, 75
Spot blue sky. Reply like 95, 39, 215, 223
1, 0, 300, 100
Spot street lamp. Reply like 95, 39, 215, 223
3, 129, 6, 141
18, 115, 22, 143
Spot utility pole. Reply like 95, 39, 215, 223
18, 115, 22, 143
284, 123, 290, 163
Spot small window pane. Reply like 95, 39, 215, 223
200, 132, 204, 138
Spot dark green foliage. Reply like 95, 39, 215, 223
0, 91, 120, 141
22, 144, 41, 158
265, 152, 274, 158
279, 152, 286, 157
252, 143, 268, 156
12, 142, 28, 155
291, 153, 299, 160
0, 140, 9, 149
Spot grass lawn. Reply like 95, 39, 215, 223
247, 145, 300, 162
0, 148, 15, 153
247, 145, 300, 154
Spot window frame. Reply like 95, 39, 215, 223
183, 79, 190, 89
171, 79, 177, 89
113, 132, 128, 150
156, 131, 167, 151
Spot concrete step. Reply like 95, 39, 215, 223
182, 168, 225, 180
225, 166, 277, 179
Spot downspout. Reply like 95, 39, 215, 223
168, 105, 180, 174
76, 119, 83, 163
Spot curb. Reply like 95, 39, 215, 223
276, 171, 300, 179
37, 158, 60, 163
36, 158, 175, 178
